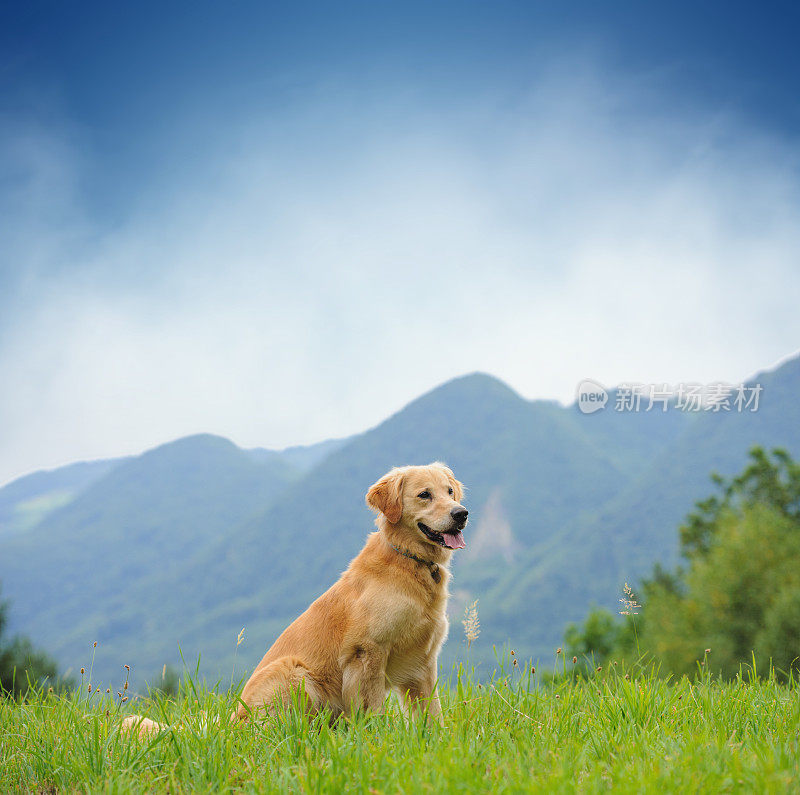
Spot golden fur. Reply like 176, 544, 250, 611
123, 462, 467, 735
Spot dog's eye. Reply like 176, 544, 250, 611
418, 491, 431, 500
448, 487, 454, 495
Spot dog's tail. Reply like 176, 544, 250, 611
121, 714, 168, 738
121, 709, 241, 739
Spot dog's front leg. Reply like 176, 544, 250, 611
399, 663, 444, 726
340, 641, 388, 716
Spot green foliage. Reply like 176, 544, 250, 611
642, 501, 800, 678
563, 606, 641, 674
757, 587, 800, 675
1, 663, 798, 791
564, 607, 620, 666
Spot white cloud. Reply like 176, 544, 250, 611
2, 61, 800, 483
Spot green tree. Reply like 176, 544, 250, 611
564, 607, 620, 667
641, 503, 800, 677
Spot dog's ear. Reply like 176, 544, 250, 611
366, 469, 405, 524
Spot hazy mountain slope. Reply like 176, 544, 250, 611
247, 437, 349, 473
146, 373, 642, 680
271, 438, 349, 472
599, 354, 800, 573
477, 355, 800, 664
0, 458, 125, 539
5, 357, 798, 685
572, 388, 692, 476
1, 434, 299, 684
9, 372, 636, 685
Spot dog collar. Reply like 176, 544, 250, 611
388, 542, 441, 583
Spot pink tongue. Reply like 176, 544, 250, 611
442, 531, 466, 549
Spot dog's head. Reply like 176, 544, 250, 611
366, 463, 468, 555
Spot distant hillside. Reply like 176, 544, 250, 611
474, 356, 800, 660
152, 371, 635, 675
1, 434, 299, 683
0, 458, 125, 539
247, 437, 349, 473
2, 355, 799, 685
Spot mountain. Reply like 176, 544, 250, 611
0, 458, 126, 540
2, 355, 799, 685
11, 372, 675, 684
574, 387, 692, 476
572, 356, 800, 576
247, 437, 350, 474
1, 434, 299, 683
476, 355, 800, 661
154, 372, 635, 672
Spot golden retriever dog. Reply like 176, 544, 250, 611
124, 462, 467, 735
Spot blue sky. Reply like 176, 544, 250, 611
1, 1, 799, 483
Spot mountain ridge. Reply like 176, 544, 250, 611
2, 354, 799, 685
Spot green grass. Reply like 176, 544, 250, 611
1, 657, 799, 793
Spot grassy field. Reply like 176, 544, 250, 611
1, 656, 798, 793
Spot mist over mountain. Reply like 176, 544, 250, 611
1, 355, 798, 686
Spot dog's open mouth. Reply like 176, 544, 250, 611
417, 522, 466, 550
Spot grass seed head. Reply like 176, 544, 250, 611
462, 600, 480, 650
619, 582, 641, 616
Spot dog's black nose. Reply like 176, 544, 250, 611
451, 507, 468, 526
